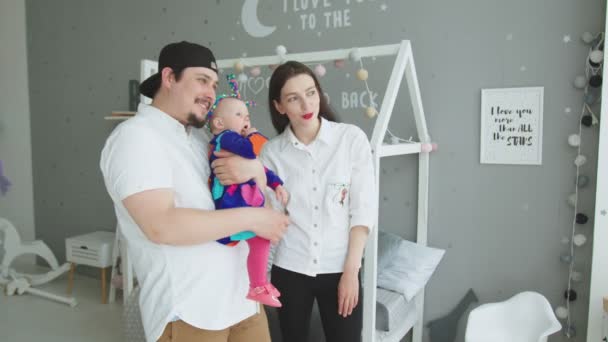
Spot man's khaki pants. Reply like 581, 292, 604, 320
157, 309, 271, 342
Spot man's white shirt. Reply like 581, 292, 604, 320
100, 104, 256, 342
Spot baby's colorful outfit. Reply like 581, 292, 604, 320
208, 130, 283, 307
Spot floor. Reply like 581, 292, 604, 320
0, 260, 331, 342
0, 262, 401, 342
0, 262, 122, 342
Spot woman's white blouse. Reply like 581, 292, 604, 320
261, 118, 378, 276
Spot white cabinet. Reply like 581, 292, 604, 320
65, 231, 114, 268
65, 231, 115, 304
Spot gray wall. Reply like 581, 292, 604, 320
24, 1, 604, 341
0, 0, 36, 258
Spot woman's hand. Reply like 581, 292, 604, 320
337, 267, 359, 318
338, 226, 368, 318
212, 150, 266, 186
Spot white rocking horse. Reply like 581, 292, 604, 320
0, 217, 77, 306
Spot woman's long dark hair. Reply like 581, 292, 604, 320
268, 61, 339, 134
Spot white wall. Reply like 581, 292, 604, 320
587, 11, 608, 340
0, 0, 36, 248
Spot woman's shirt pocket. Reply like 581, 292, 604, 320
323, 180, 351, 229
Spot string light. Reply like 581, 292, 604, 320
222, 46, 438, 152
352, 48, 436, 150
561, 31, 604, 338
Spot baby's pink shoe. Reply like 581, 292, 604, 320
247, 284, 282, 307
267, 284, 281, 297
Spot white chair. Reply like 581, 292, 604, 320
465, 291, 562, 342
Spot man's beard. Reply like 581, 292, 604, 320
187, 112, 207, 129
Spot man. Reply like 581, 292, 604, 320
100, 41, 288, 342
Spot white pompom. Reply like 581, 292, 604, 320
581, 32, 594, 44
571, 271, 583, 282
349, 48, 362, 62
574, 154, 587, 167
567, 193, 577, 207
592, 112, 600, 126
276, 45, 287, 56
568, 134, 581, 147
573, 234, 587, 246
573, 75, 587, 89
590, 50, 604, 64
555, 306, 568, 319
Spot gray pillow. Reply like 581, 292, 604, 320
378, 238, 445, 301
375, 287, 411, 332
377, 230, 402, 273
376, 301, 390, 331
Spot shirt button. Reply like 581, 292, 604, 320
312, 169, 316, 174
313, 259, 318, 264
314, 205, 319, 210
314, 242, 318, 246
314, 224, 318, 228
313, 187, 317, 191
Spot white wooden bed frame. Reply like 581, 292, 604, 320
115, 40, 431, 342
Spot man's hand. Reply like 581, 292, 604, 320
249, 207, 290, 244
212, 150, 266, 186
275, 185, 290, 207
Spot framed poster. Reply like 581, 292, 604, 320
480, 87, 544, 165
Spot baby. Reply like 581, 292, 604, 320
207, 75, 288, 308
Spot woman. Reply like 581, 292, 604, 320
261, 61, 378, 342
